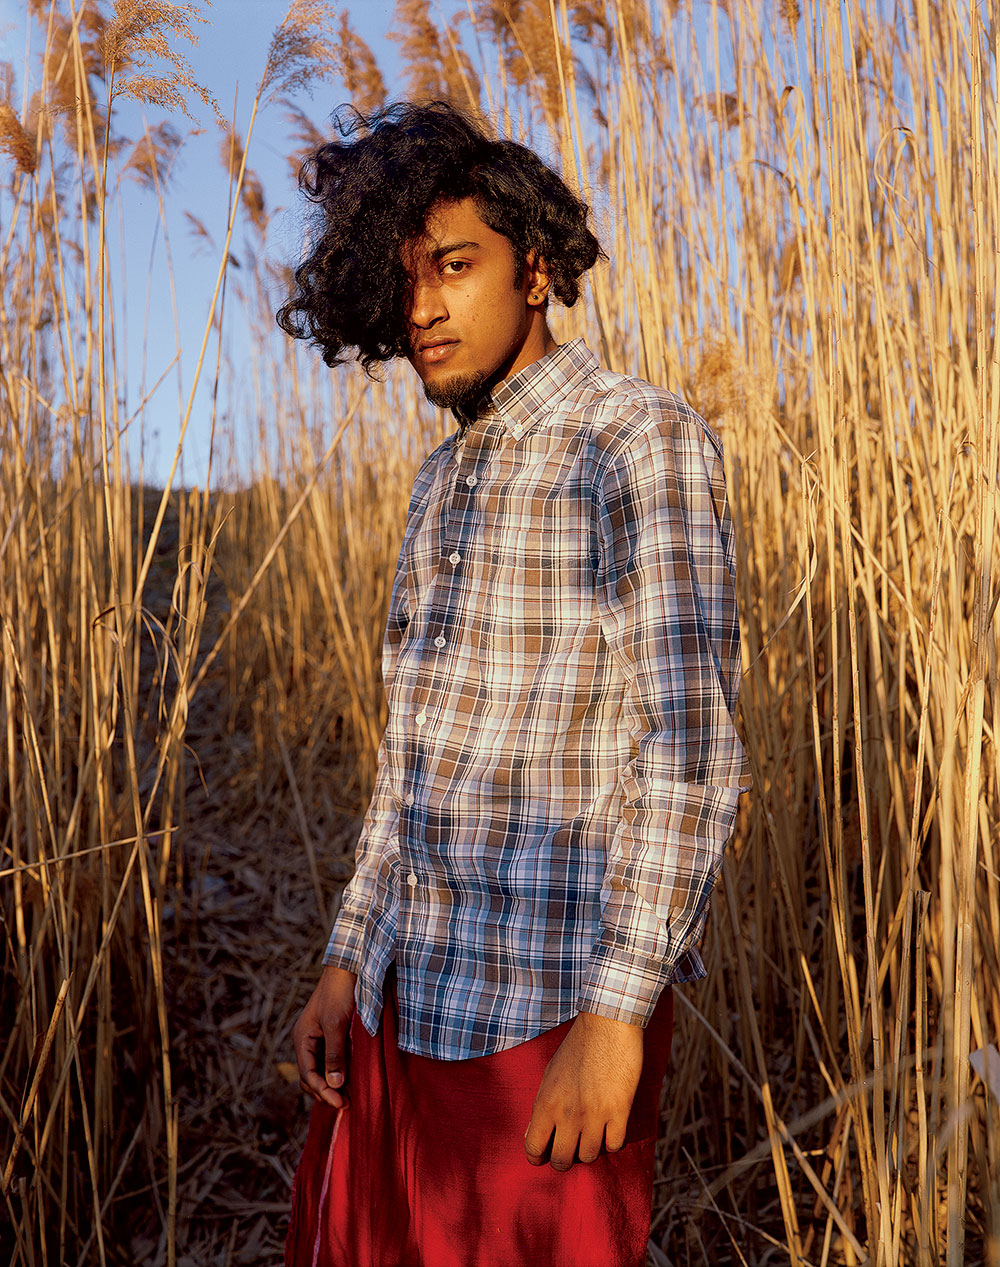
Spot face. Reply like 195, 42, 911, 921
404, 197, 553, 413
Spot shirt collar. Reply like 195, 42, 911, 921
471, 338, 599, 440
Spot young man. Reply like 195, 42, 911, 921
278, 101, 750, 1267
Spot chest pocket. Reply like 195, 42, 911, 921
482, 513, 597, 670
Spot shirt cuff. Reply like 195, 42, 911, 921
321, 906, 366, 974
576, 939, 675, 1027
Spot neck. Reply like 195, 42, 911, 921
456, 316, 557, 430
498, 314, 557, 386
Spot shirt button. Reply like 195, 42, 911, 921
448, 551, 462, 565
405, 792, 415, 806
407, 872, 418, 888
433, 635, 446, 648
465, 475, 478, 487
415, 711, 427, 726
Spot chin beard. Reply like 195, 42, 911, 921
422, 369, 491, 416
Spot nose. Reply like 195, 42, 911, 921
409, 277, 448, 330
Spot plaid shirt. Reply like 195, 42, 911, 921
324, 339, 751, 1060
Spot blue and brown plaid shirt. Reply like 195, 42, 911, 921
323, 339, 751, 1059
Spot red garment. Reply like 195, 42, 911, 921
285, 974, 674, 1267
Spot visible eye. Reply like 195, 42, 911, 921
441, 259, 470, 275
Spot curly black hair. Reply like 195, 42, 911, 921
275, 101, 604, 372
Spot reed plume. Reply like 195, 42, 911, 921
102, 0, 219, 121
332, 12, 387, 117
391, 0, 481, 112
0, 102, 36, 174
122, 119, 182, 188
2, 1, 997, 1263
259, 0, 339, 102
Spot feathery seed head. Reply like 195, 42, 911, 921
704, 91, 742, 130
390, 0, 480, 111
184, 209, 215, 252
103, 0, 220, 123
123, 119, 182, 188
690, 338, 746, 426
221, 126, 268, 234
0, 102, 37, 174
780, 0, 801, 32
333, 13, 386, 117
283, 102, 328, 180
471, 0, 564, 124
778, 238, 802, 289
260, 0, 339, 103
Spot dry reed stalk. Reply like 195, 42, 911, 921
392, 0, 481, 110
3, 0, 998, 1262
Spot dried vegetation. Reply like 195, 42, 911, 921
1, 1, 998, 1265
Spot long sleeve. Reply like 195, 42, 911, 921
328, 341, 754, 1059
320, 463, 430, 971
577, 398, 750, 1025
322, 726, 401, 972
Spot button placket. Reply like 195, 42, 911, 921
414, 423, 496, 749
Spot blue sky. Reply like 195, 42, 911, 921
2, 0, 763, 486
0, 1, 466, 485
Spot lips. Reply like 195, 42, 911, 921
417, 339, 459, 365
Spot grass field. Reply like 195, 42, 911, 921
1, 1, 998, 1264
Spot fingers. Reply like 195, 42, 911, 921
292, 989, 353, 1110
526, 1107, 625, 1170
576, 1122, 606, 1166
547, 1121, 581, 1172
549, 1116, 611, 1169
524, 1109, 554, 1167
526, 1107, 609, 1171
292, 1020, 321, 1094
322, 1012, 351, 1103
294, 1026, 343, 1109
604, 1114, 627, 1154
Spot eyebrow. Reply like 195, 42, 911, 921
429, 239, 480, 262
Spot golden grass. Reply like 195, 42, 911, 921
1, 0, 998, 1264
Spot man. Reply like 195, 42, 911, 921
278, 101, 750, 1267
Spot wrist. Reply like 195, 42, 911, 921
574, 1009, 642, 1034
321, 964, 357, 984
316, 964, 357, 1011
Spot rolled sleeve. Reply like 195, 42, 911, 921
578, 398, 750, 1025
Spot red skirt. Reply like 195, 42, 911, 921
285, 972, 673, 1267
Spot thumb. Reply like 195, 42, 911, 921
323, 1015, 350, 1088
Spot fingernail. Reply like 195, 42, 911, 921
327, 1072, 343, 1087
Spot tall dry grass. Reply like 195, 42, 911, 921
1, 0, 998, 1264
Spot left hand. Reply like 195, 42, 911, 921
524, 1010, 644, 1170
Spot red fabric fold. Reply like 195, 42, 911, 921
286, 975, 673, 1267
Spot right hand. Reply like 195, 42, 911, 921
292, 964, 358, 1109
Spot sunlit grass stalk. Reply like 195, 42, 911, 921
3, 0, 998, 1261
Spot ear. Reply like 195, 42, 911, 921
525, 250, 553, 308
